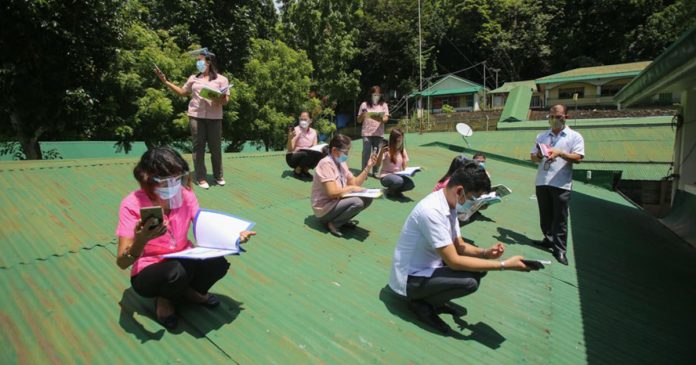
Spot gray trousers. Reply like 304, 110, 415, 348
317, 197, 372, 228
535, 185, 571, 253
362, 136, 383, 174
380, 174, 415, 195
190, 117, 223, 181
406, 267, 486, 306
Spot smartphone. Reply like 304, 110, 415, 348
152, 62, 162, 74
140, 206, 163, 230
380, 138, 389, 149
521, 259, 551, 270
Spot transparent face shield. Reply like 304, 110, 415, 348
153, 172, 188, 209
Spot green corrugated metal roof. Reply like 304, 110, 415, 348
615, 26, 696, 106
489, 80, 536, 94
1, 131, 694, 364
495, 116, 674, 130
498, 86, 533, 123
536, 61, 651, 85
410, 74, 484, 97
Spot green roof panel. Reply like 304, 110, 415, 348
498, 86, 533, 123
536, 61, 651, 85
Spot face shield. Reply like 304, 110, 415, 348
153, 172, 188, 209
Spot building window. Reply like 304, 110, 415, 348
601, 84, 625, 96
531, 95, 542, 108
440, 98, 449, 106
558, 87, 584, 99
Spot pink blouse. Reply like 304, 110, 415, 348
182, 74, 230, 120
116, 188, 199, 277
379, 149, 409, 178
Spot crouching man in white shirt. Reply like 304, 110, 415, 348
388, 165, 531, 334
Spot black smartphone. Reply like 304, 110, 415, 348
521, 259, 549, 270
380, 138, 389, 148
140, 206, 163, 230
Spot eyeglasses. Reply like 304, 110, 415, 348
152, 172, 189, 184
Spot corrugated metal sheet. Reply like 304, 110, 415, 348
535, 61, 650, 84
1, 134, 694, 364
499, 86, 533, 122
489, 80, 536, 94
496, 116, 674, 129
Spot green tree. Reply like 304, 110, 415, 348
226, 39, 314, 151
0, 0, 124, 159
625, 0, 696, 60
280, 0, 362, 103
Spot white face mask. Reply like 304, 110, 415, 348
371, 94, 380, 104
156, 181, 182, 200
299, 120, 309, 129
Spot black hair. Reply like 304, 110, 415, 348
133, 147, 191, 197
438, 155, 471, 183
323, 134, 351, 156
473, 152, 486, 160
367, 85, 385, 107
388, 128, 405, 164
196, 52, 218, 81
446, 164, 491, 193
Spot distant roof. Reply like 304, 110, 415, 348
410, 74, 484, 97
615, 26, 696, 106
498, 86, 533, 123
536, 61, 651, 85
489, 80, 536, 94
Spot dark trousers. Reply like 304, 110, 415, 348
130, 257, 230, 301
285, 151, 322, 170
190, 117, 223, 181
380, 174, 415, 195
536, 185, 571, 253
406, 267, 486, 306
317, 197, 373, 228
362, 136, 383, 174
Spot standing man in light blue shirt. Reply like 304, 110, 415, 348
530, 105, 585, 265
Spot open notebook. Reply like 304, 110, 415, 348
343, 188, 383, 199
162, 209, 255, 259
300, 143, 327, 153
394, 166, 422, 177
199, 85, 230, 100
457, 185, 512, 221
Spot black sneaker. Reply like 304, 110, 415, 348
434, 302, 467, 317
301, 171, 313, 179
408, 300, 451, 334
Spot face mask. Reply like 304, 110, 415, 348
299, 120, 309, 129
156, 180, 182, 200
371, 94, 380, 104
196, 60, 207, 73
478, 162, 486, 169
549, 118, 565, 129
455, 189, 476, 212
335, 153, 348, 163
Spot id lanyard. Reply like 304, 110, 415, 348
335, 161, 346, 188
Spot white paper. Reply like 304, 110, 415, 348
343, 188, 383, 199
395, 166, 421, 176
457, 192, 502, 221
162, 209, 254, 259
163, 247, 236, 259
492, 184, 512, 197
301, 143, 327, 153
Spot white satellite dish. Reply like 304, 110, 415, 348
456, 123, 473, 147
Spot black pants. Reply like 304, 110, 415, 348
130, 257, 230, 301
286, 151, 323, 170
406, 267, 486, 306
536, 185, 571, 253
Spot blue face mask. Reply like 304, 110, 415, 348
196, 60, 207, 73
455, 190, 475, 212
478, 162, 486, 169
335, 153, 348, 163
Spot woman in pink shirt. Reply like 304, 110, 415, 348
357, 86, 390, 176
155, 48, 229, 190
116, 147, 255, 330
376, 129, 414, 198
311, 134, 377, 237
433, 155, 471, 192
286, 111, 322, 179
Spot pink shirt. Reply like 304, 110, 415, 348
116, 188, 200, 277
311, 155, 354, 217
433, 177, 450, 192
358, 101, 390, 137
379, 149, 409, 178
182, 74, 230, 120
292, 126, 317, 152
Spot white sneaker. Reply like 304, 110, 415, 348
216, 179, 226, 186
198, 181, 210, 189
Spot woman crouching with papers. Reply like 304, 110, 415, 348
311, 134, 378, 237
115, 147, 255, 330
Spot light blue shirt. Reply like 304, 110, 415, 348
531, 126, 585, 190
389, 190, 460, 296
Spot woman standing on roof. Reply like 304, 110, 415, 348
357, 85, 390, 177
115, 147, 255, 330
155, 48, 229, 190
